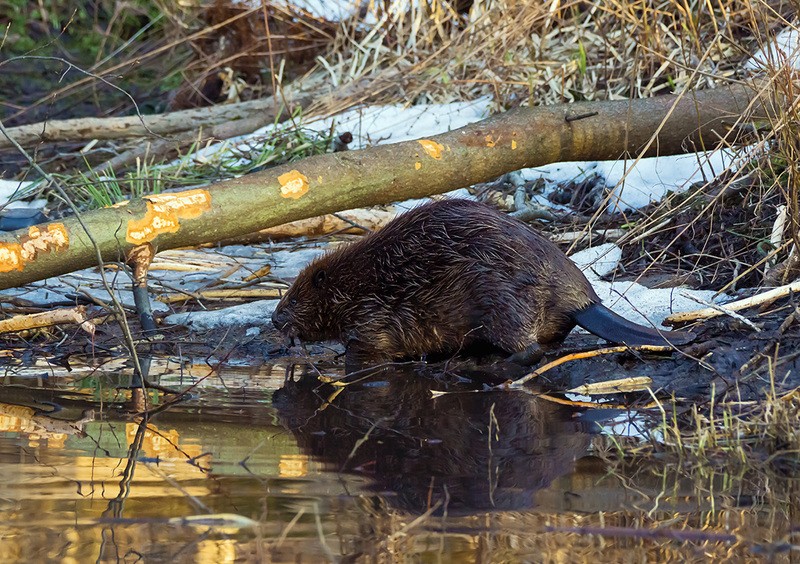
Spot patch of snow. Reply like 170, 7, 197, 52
240, 0, 376, 24
570, 243, 622, 280
569, 243, 725, 329
4, 199, 47, 210
0, 283, 76, 307
516, 149, 736, 213
269, 248, 327, 279
747, 24, 800, 71
288, 0, 360, 21
189, 97, 493, 165
0, 179, 44, 209
164, 299, 277, 331
300, 97, 493, 150
591, 280, 720, 329
209, 245, 263, 259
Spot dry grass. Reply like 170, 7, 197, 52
174, 0, 799, 291
598, 359, 800, 476
167, 1, 791, 108
350, 2, 779, 102
307, 0, 767, 105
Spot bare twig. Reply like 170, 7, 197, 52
666, 280, 800, 324
505, 345, 672, 388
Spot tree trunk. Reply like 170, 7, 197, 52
0, 71, 392, 148
0, 84, 774, 290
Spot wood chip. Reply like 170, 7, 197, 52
0, 306, 95, 335
567, 376, 653, 395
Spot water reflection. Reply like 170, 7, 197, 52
273, 366, 597, 515
0, 361, 795, 562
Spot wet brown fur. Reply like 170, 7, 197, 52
272, 199, 685, 367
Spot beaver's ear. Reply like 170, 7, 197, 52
312, 269, 327, 288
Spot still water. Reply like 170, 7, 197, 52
0, 359, 795, 562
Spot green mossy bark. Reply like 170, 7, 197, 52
0, 84, 773, 290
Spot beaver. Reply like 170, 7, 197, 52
271, 199, 694, 369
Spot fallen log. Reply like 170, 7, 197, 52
0, 83, 775, 290
1, 94, 293, 148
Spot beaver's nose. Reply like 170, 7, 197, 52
272, 307, 289, 331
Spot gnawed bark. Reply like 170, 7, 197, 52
0, 84, 776, 290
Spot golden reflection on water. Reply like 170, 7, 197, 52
126, 422, 204, 461
278, 453, 309, 478
0, 401, 89, 444
197, 538, 238, 564
0, 363, 797, 562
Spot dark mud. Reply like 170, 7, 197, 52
4, 289, 798, 407
184, 293, 800, 404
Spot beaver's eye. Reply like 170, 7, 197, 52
290, 297, 298, 306
312, 270, 326, 288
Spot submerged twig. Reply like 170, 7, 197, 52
543, 524, 739, 544
505, 345, 672, 388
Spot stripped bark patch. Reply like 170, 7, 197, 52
147, 189, 212, 219
126, 189, 212, 245
485, 134, 498, 148
22, 224, 69, 258
0, 244, 24, 272
0, 224, 69, 273
418, 139, 444, 159
126, 203, 179, 244
279, 170, 310, 199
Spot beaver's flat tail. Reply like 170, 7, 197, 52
572, 303, 695, 346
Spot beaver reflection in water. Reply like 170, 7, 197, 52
271, 199, 694, 369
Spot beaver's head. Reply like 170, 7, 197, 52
271, 253, 347, 342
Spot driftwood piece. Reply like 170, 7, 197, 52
567, 376, 653, 395
0, 306, 95, 334
0, 84, 776, 290
3, 70, 390, 151
157, 287, 283, 304
664, 280, 800, 324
